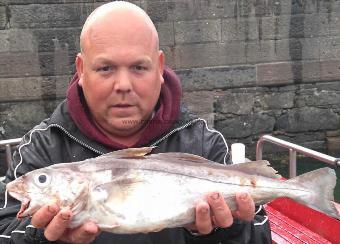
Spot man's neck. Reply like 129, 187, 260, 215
93, 119, 150, 148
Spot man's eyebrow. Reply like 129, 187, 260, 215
132, 58, 152, 65
92, 57, 113, 65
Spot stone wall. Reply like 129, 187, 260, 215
0, 0, 340, 158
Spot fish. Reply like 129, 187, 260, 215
6, 147, 340, 234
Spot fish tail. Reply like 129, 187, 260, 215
286, 167, 340, 219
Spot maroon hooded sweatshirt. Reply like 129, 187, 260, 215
66, 67, 182, 150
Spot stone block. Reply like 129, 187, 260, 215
38, 52, 76, 76
278, 1, 320, 15
246, 40, 280, 63
142, 0, 226, 21
155, 22, 174, 46
257, 61, 321, 86
327, 11, 340, 36
327, 136, 340, 152
182, 90, 215, 114
215, 90, 255, 115
276, 38, 320, 61
0, 77, 41, 101
160, 45, 175, 68
177, 65, 256, 91
175, 19, 221, 44
215, 113, 276, 138
296, 83, 340, 107
0, 29, 36, 53
0, 99, 63, 140
255, 91, 295, 110
275, 108, 339, 133
0, 6, 6, 29
141, 0, 169, 22
256, 62, 294, 86
261, 14, 323, 40
0, 52, 42, 78
4, 1, 121, 4
172, 42, 246, 69
222, 17, 258, 42
0, 75, 70, 102
182, 91, 215, 126
320, 60, 340, 81
320, 37, 340, 60
246, 37, 319, 63
0, 51, 76, 78
32, 28, 81, 52
326, 130, 340, 137
10, 4, 95, 28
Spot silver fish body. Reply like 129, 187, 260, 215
6, 147, 340, 234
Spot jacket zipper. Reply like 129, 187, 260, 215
150, 118, 200, 147
50, 119, 200, 154
49, 124, 105, 155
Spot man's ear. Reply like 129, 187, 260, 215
158, 50, 165, 84
75, 53, 84, 86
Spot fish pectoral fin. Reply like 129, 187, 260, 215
100, 147, 155, 159
92, 177, 143, 205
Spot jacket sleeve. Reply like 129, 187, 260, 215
185, 120, 272, 244
0, 129, 52, 244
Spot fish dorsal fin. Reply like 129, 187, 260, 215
151, 153, 210, 163
227, 161, 281, 179
149, 153, 280, 179
102, 147, 155, 159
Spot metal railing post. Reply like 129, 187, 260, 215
0, 138, 22, 173
256, 138, 264, 161
5, 144, 12, 169
289, 149, 297, 178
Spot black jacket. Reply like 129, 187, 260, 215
0, 101, 271, 244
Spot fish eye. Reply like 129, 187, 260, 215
38, 175, 47, 183
34, 173, 51, 187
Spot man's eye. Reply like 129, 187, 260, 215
97, 66, 111, 72
132, 65, 146, 72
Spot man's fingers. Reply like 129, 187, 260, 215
31, 204, 59, 228
233, 192, 255, 221
61, 221, 100, 244
207, 192, 233, 228
44, 208, 73, 241
195, 200, 213, 235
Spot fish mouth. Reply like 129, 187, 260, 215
6, 179, 35, 219
17, 198, 31, 219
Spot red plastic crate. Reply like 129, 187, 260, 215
265, 198, 340, 244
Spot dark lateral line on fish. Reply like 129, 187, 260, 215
107, 166, 311, 193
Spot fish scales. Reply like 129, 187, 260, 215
6, 147, 340, 234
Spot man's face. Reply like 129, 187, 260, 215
76, 20, 164, 137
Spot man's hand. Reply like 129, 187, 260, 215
187, 192, 255, 235
31, 204, 100, 244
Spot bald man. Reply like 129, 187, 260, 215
0, 1, 271, 244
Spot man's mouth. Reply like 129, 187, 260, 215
114, 104, 133, 108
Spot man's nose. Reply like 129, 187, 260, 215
113, 70, 132, 93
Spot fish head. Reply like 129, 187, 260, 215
7, 168, 89, 219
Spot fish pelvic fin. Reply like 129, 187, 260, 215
286, 167, 340, 220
